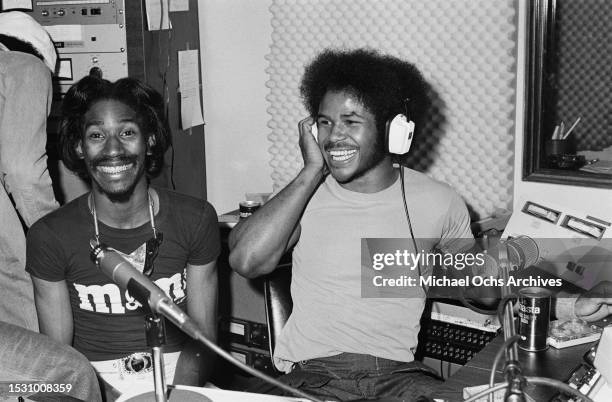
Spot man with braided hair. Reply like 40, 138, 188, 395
27, 75, 220, 397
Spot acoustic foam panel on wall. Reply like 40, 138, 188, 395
554, 0, 612, 152
265, 0, 517, 220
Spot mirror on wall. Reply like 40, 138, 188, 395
523, 0, 612, 188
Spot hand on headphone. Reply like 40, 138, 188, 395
298, 116, 327, 176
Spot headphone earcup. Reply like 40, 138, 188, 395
386, 114, 415, 155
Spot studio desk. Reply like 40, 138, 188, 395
433, 267, 600, 401
434, 330, 595, 401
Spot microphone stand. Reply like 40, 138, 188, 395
146, 314, 168, 402
462, 238, 594, 402
497, 245, 526, 402
128, 280, 168, 402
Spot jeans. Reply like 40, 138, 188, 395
0, 321, 102, 402
247, 352, 442, 401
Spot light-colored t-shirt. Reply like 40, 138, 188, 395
274, 168, 473, 372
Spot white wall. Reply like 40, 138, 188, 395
198, 0, 273, 214
513, 0, 612, 221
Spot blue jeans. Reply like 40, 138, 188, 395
248, 353, 442, 401
0, 321, 102, 402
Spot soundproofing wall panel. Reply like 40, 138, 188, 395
554, 0, 612, 152
265, 0, 517, 220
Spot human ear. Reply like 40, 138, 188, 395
75, 142, 84, 159
146, 136, 156, 155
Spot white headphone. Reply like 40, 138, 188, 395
386, 114, 415, 155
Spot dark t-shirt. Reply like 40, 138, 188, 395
26, 187, 221, 361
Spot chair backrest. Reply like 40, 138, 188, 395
263, 267, 292, 360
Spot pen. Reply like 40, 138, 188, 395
562, 117, 581, 140
559, 121, 565, 140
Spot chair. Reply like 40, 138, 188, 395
262, 266, 446, 379
263, 266, 292, 361
263, 266, 433, 358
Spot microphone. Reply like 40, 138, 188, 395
503, 236, 540, 271
90, 240, 327, 402
481, 236, 540, 276
89, 240, 203, 339
461, 236, 540, 315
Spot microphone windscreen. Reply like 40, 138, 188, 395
507, 236, 540, 270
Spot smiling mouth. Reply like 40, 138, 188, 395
97, 164, 134, 174
329, 149, 358, 162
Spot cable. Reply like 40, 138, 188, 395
397, 169, 589, 402
399, 167, 422, 280
457, 246, 503, 315
463, 376, 595, 402
458, 290, 499, 315
157, 0, 176, 190
399, 157, 479, 393
496, 293, 517, 326
481, 336, 595, 402
525, 376, 595, 402
93, 245, 321, 401
401, 166, 498, 315
191, 330, 324, 402
462, 383, 508, 402
169, 141, 176, 190
488, 334, 523, 402
458, 247, 510, 315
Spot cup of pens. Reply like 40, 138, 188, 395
545, 117, 585, 170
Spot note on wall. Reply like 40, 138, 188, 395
1, 0, 33, 11
178, 49, 204, 129
169, 0, 189, 12
145, 0, 171, 31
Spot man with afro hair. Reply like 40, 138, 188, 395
229, 48, 474, 401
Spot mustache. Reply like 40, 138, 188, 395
91, 155, 137, 167
324, 142, 357, 152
